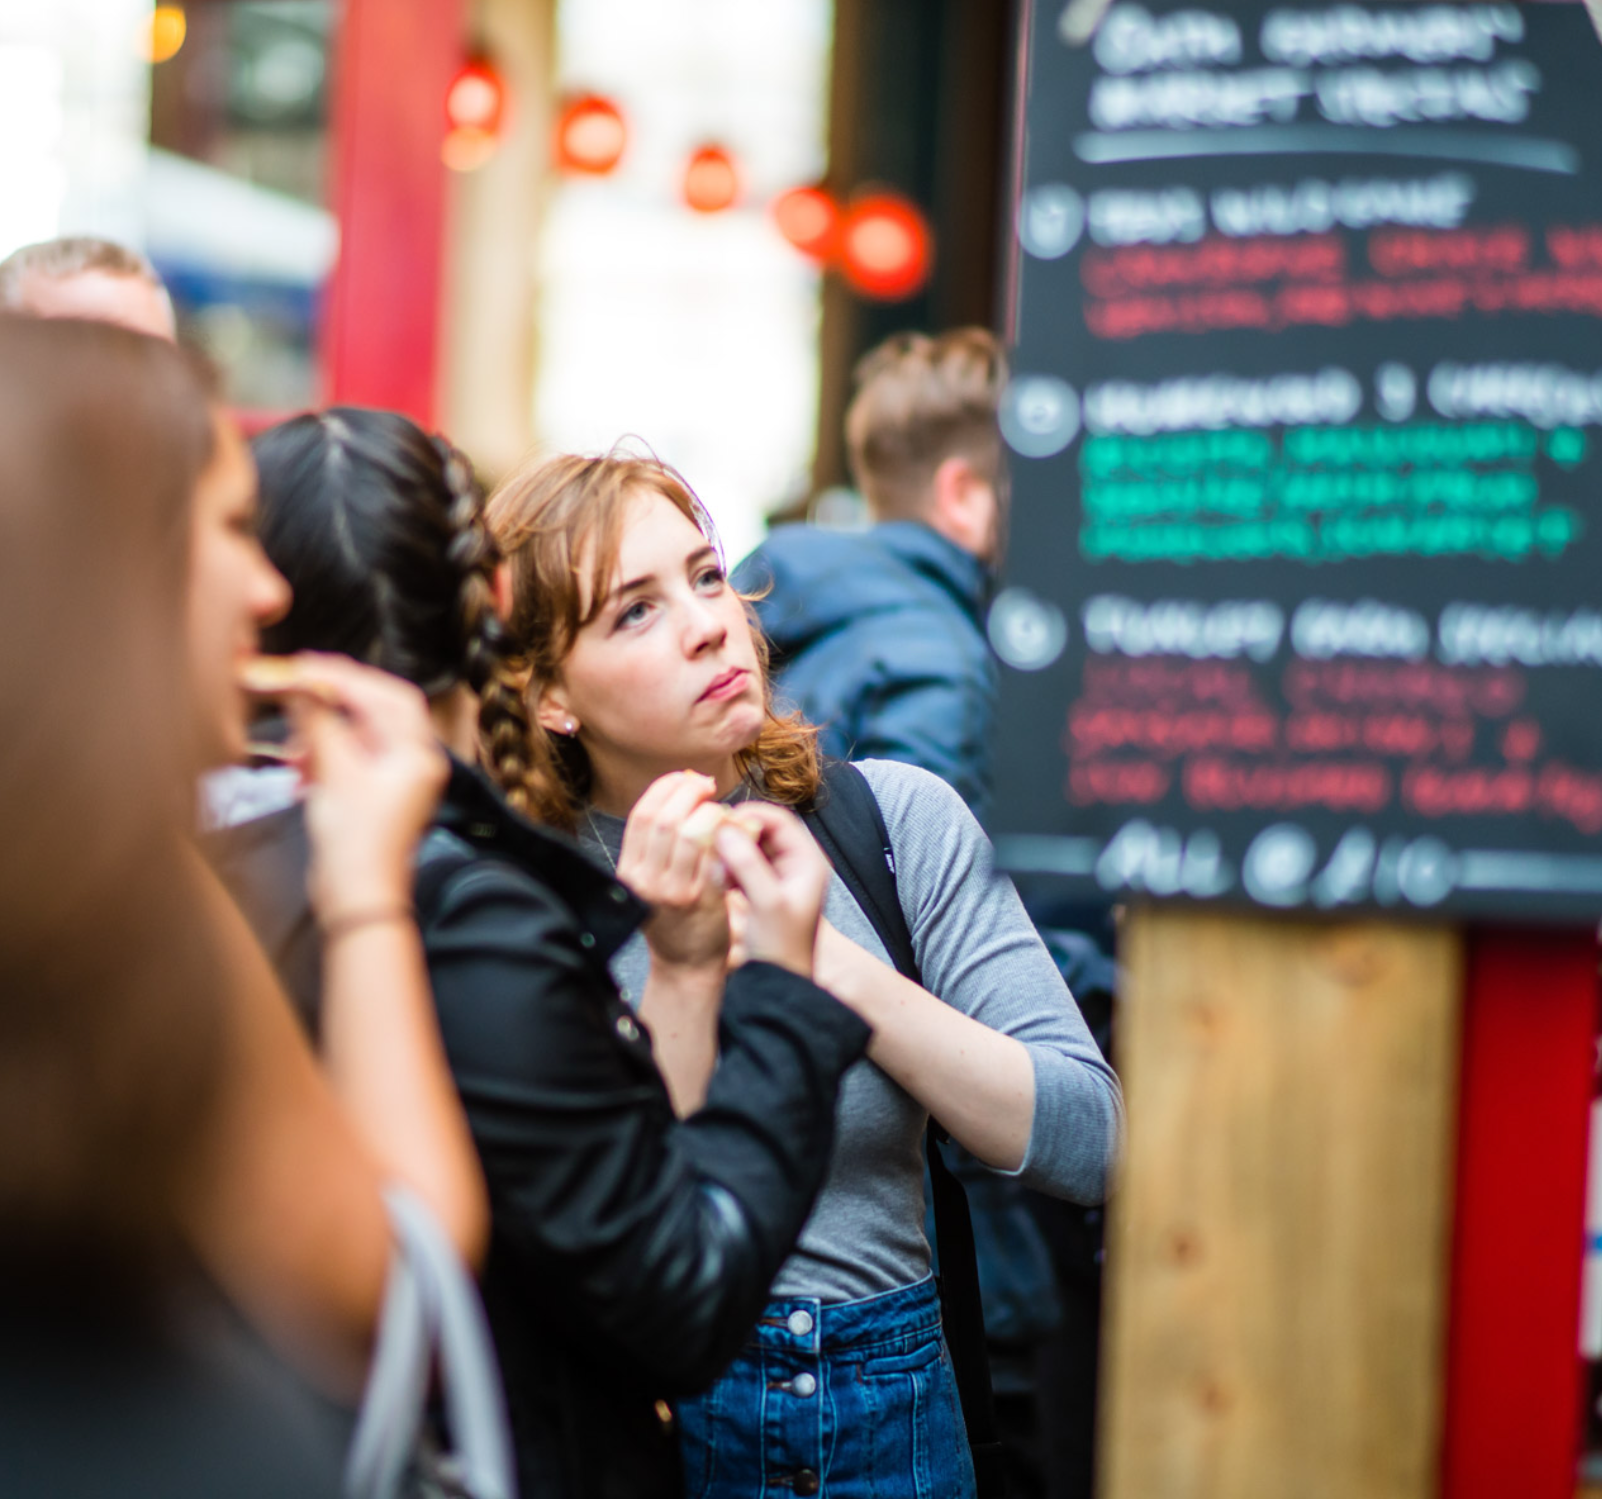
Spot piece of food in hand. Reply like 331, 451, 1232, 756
681, 802, 767, 852
681, 802, 730, 851
724, 808, 766, 840
237, 655, 341, 706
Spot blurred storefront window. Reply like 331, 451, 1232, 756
535, 0, 831, 564
0, 0, 152, 257
147, 0, 336, 412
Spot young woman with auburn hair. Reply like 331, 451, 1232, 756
487, 449, 1123, 1499
213, 407, 874, 1499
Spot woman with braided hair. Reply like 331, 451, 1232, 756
231, 409, 535, 806
216, 406, 875, 1499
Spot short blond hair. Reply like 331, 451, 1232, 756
0, 236, 166, 308
844, 327, 1005, 522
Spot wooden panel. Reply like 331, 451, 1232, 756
1101, 907, 1463, 1499
1440, 928, 1598, 1499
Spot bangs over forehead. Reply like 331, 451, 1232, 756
488, 451, 719, 665
578, 462, 719, 625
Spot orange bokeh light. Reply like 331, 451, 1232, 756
554, 94, 628, 176
683, 145, 740, 214
772, 186, 838, 261
141, 5, 187, 65
839, 193, 933, 301
447, 59, 506, 135
442, 126, 499, 173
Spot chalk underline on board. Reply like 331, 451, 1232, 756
1456, 851, 1602, 894
994, 834, 1102, 875
1074, 127, 1580, 175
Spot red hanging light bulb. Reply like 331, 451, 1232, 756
772, 185, 839, 262
443, 54, 509, 173
447, 56, 507, 134
683, 144, 740, 214
554, 93, 628, 176
838, 191, 933, 301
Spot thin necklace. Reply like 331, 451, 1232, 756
583, 777, 749, 874
583, 805, 619, 874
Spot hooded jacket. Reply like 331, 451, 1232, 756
735, 521, 995, 825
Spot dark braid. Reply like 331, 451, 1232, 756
253, 408, 536, 813
434, 439, 534, 811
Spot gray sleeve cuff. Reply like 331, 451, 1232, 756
1001, 1046, 1123, 1205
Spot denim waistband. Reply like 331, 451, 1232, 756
748, 1274, 941, 1356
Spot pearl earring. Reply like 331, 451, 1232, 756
564, 718, 577, 735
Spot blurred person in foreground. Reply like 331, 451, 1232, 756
0, 234, 177, 340
735, 328, 1004, 826
210, 408, 872, 1499
0, 315, 488, 1492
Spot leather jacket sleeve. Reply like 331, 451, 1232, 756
420, 853, 870, 1394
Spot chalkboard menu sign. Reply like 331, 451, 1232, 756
991, 0, 1602, 920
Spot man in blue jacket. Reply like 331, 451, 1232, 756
735, 327, 1005, 825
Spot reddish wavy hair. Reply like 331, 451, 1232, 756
485, 449, 820, 831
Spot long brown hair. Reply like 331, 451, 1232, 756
485, 450, 821, 831
0, 314, 226, 1264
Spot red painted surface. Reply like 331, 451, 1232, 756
321, 0, 466, 424
1441, 927, 1599, 1498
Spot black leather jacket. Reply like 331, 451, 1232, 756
210, 762, 871, 1499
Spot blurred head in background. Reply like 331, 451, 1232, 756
0, 314, 227, 1278
0, 236, 177, 342
250, 407, 531, 799
844, 327, 1007, 564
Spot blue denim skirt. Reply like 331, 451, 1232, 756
677, 1275, 977, 1499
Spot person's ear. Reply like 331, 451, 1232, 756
930, 456, 996, 559
492, 561, 514, 623
534, 682, 578, 739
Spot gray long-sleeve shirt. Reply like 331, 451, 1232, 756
580, 758, 1123, 1303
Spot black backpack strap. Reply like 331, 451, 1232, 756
803, 760, 915, 976
926, 1143, 1008, 1499
802, 761, 1006, 1498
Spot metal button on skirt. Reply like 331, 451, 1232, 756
677, 1274, 976, 1499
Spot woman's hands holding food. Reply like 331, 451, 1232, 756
624, 772, 747, 1115
619, 771, 734, 972
237, 654, 487, 1270
242, 653, 447, 927
623, 782, 830, 1112
621, 778, 832, 981
711, 803, 831, 980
